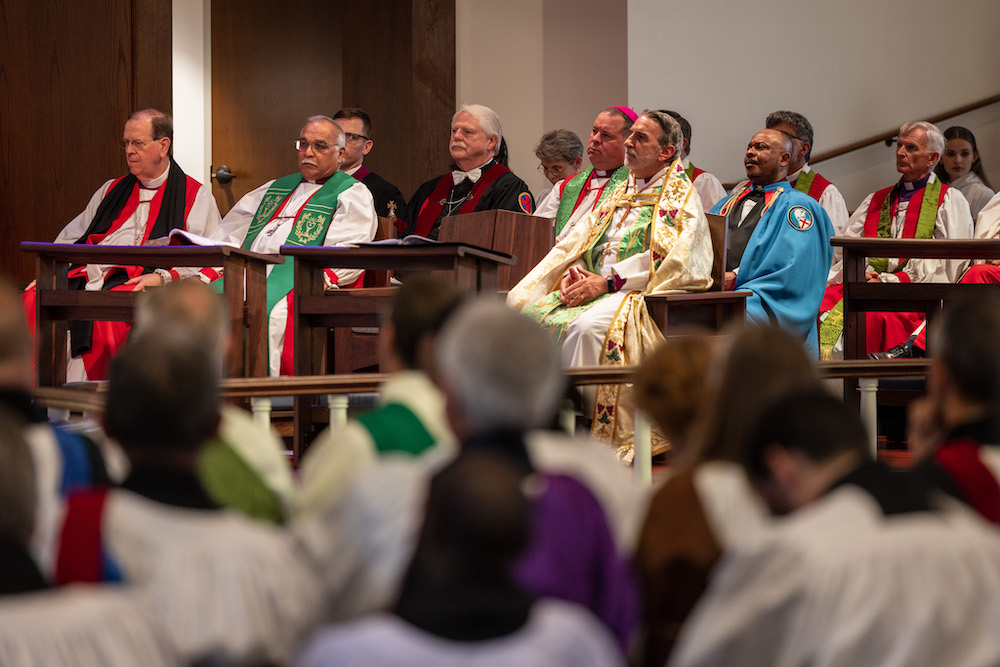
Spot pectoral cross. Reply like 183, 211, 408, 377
387, 200, 397, 221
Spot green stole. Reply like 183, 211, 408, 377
555, 165, 629, 236
240, 171, 356, 317
867, 179, 942, 273
794, 169, 817, 195
357, 403, 436, 456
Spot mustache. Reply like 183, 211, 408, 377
301, 158, 318, 166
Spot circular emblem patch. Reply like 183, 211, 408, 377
518, 192, 533, 214
787, 205, 814, 231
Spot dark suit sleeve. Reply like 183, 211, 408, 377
362, 172, 408, 219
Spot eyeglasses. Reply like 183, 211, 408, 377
344, 132, 370, 144
537, 162, 572, 177
120, 138, 161, 150
295, 139, 334, 153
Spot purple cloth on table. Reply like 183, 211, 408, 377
514, 472, 639, 651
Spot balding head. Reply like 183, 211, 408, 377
744, 129, 792, 185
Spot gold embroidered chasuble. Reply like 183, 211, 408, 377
508, 160, 713, 460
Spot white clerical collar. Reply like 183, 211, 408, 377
788, 164, 814, 182
635, 165, 670, 191
593, 169, 613, 179
343, 163, 363, 177
140, 165, 170, 189
453, 159, 494, 185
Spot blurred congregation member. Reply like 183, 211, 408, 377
510, 110, 712, 459
935, 125, 994, 219
133, 280, 294, 523
212, 115, 377, 376
908, 296, 1000, 524
634, 326, 820, 666
55, 333, 323, 665
821, 121, 973, 359
0, 280, 110, 577
296, 275, 464, 515
296, 300, 639, 653
672, 391, 1000, 667
663, 110, 727, 212
0, 408, 179, 666
22, 108, 222, 382
533, 128, 584, 209
712, 129, 834, 352
732, 111, 849, 234
534, 106, 634, 240
333, 107, 407, 218
296, 452, 623, 667
399, 104, 534, 240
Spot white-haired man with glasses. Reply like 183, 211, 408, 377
398, 104, 534, 240
214, 115, 377, 376
22, 107, 222, 381
333, 107, 406, 219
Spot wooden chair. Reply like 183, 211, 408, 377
644, 213, 751, 334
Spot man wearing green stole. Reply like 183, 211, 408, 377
532, 107, 635, 242
819, 121, 974, 359
508, 110, 713, 461
214, 116, 378, 375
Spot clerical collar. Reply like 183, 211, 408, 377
453, 159, 496, 185
139, 165, 170, 189
901, 173, 931, 191
343, 163, 362, 177
635, 166, 670, 190
305, 175, 332, 185
787, 164, 811, 182
593, 169, 613, 179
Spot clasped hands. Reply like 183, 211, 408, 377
559, 266, 608, 307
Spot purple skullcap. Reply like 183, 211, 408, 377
612, 106, 638, 122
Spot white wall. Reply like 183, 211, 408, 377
457, 0, 544, 194
172, 0, 211, 186
627, 0, 1000, 208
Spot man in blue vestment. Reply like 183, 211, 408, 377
711, 129, 834, 353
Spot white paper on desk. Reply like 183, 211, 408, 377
357, 234, 437, 246
143, 229, 238, 247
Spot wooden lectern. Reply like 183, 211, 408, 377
439, 210, 553, 290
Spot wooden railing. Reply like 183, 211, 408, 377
811, 93, 1000, 165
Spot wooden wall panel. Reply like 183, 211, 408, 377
342, 0, 455, 200
211, 0, 343, 213
0, 0, 172, 284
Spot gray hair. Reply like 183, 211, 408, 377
0, 408, 36, 546
900, 121, 945, 159
133, 280, 228, 364
766, 110, 814, 161
302, 115, 346, 151
455, 104, 503, 156
436, 299, 564, 433
641, 109, 683, 157
534, 129, 584, 163
128, 108, 173, 155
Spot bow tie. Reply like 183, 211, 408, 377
452, 167, 483, 185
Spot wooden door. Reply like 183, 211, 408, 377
211, 1, 344, 214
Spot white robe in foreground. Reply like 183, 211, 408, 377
295, 599, 624, 667
0, 586, 179, 667
671, 487, 1000, 667
102, 489, 325, 665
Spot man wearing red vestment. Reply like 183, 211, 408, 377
819, 121, 973, 359
22, 108, 222, 381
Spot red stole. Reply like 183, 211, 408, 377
352, 165, 371, 181
795, 171, 833, 200
559, 168, 614, 217
414, 163, 510, 237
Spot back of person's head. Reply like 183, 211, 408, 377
633, 331, 714, 462
0, 408, 36, 547
744, 390, 870, 487
932, 295, 1000, 407
387, 274, 464, 372
133, 280, 228, 363
662, 110, 692, 155
696, 325, 821, 463
436, 299, 564, 436
418, 451, 530, 578
105, 330, 220, 455
0, 278, 32, 387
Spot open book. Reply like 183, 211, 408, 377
357, 234, 437, 247
143, 229, 237, 247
